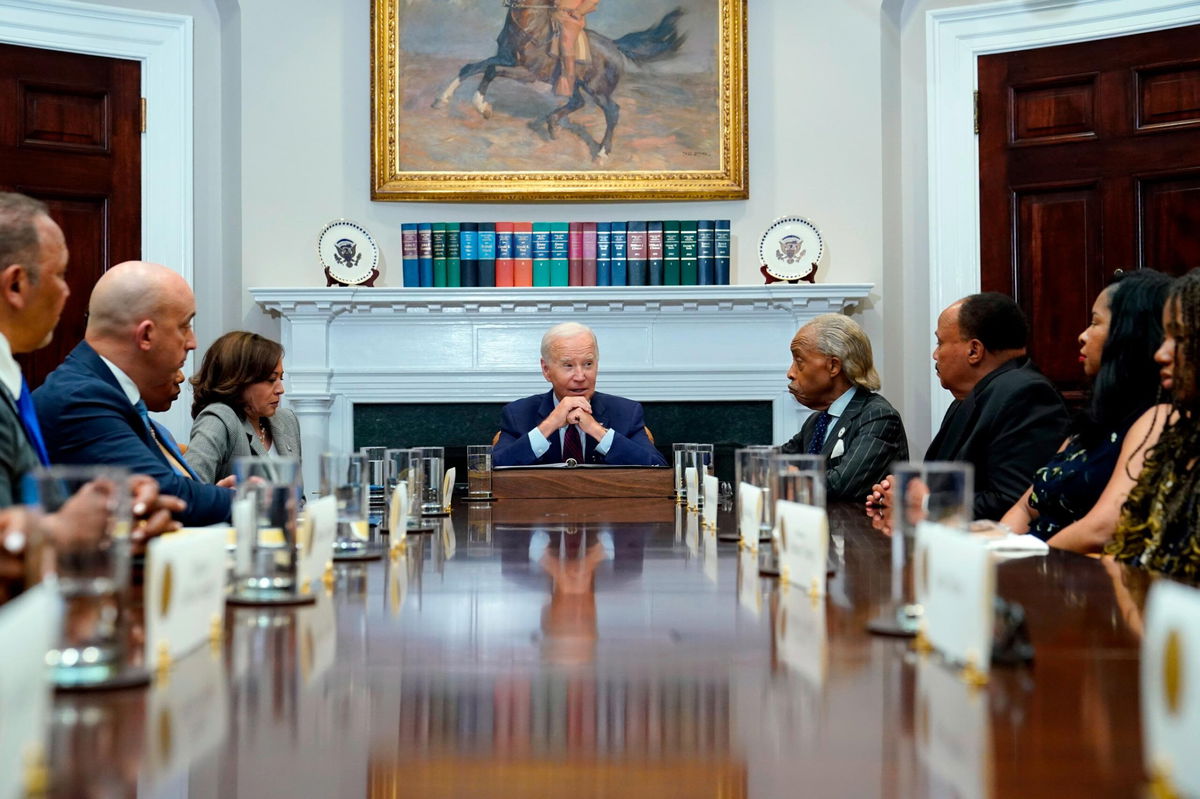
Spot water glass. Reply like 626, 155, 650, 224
688, 444, 714, 511
386, 448, 428, 532
735, 446, 775, 541
415, 446, 445, 516
319, 452, 372, 556
466, 445, 494, 501
229, 457, 307, 604
672, 443, 693, 503
36, 466, 133, 688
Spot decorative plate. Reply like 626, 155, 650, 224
318, 219, 379, 286
759, 216, 823, 282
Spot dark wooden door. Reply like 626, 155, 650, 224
979, 24, 1200, 403
0, 43, 140, 388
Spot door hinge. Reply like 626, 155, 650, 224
140, 98, 147, 133
973, 90, 979, 135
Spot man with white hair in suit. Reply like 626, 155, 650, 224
781, 313, 909, 501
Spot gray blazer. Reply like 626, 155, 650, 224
185, 403, 302, 487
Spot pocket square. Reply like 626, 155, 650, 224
830, 439, 845, 459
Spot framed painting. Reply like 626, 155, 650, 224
370, 0, 747, 202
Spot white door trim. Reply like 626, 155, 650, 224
925, 0, 1200, 431
0, 0, 194, 433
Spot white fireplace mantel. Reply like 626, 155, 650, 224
251, 285, 873, 492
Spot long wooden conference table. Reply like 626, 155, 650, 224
45, 494, 1149, 798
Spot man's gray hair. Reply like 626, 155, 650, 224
797, 314, 881, 391
0, 192, 49, 282
541, 321, 599, 361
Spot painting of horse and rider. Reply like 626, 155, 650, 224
371, 0, 747, 201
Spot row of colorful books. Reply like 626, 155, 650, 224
398, 221, 732, 288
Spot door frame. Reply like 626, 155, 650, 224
925, 0, 1200, 431
0, 0, 193, 432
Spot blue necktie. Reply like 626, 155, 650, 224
806, 411, 832, 455
135, 400, 198, 479
16, 377, 50, 466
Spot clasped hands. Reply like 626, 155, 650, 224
538, 396, 606, 441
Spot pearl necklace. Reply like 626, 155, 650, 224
251, 418, 269, 449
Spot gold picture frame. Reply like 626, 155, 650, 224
371, 0, 747, 202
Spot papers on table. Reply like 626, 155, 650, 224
1142, 579, 1200, 798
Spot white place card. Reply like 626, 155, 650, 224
145, 527, 228, 671
0, 584, 60, 799
299, 496, 338, 594
1142, 579, 1200, 798
685, 466, 698, 509
145, 647, 227, 788
738, 547, 763, 616
703, 473, 719, 529
442, 467, 456, 511
917, 653, 988, 799
738, 482, 765, 549
918, 521, 994, 674
774, 499, 829, 596
776, 584, 827, 688
388, 482, 408, 544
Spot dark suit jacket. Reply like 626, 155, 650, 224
493, 390, 667, 466
33, 341, 233, 526
925, 356, 1068, 520
0, 386, 38, 508
781, 389, 909, 501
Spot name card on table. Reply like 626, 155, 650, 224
775, 499, 828, 597
685, 466, 698, 509
738, 482, 765, 550
442, 467, 456, 512
388, 482, 408, 545
0, 584, 60, 799
145, 647, 227, 789
703, 473, 719, 529
145, 527, 228, 671
1142, 579, 1200, 798
776, 583, 828, 688
298, 496, 337, 594
916, 653, 988, 799
917, 521, 994, 676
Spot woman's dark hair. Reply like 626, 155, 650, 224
1108, 268, 1200, 581
1079, 269, 1172, 442
190, 331, 284, 419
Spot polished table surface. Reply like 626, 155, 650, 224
46, 499, 1151, 798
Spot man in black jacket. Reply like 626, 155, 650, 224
869, 293, 1069, 519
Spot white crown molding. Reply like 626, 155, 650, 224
925, 0, 1200, 432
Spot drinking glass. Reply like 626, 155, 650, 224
867, 461, 973, 637
320, 452, 378, 560
415, 446, 446, 516
687, 444, 714, 511
760, 454, 825, 577
37, 466, 140, 689
672, 443, 693, 503
361, 447, 389, 536
466, 445, 494, 501
229, 456, 311, 604
735, 446, 775, 542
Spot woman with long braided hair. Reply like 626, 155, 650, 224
1107, 269, 1200, 582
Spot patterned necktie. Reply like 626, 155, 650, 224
807, 411, 832, 455
562, 423, 584, 463
135, 400, 196, 478
16, 377, 50, 466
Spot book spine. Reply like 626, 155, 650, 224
610, 222, 627, 286
513, 223, 533, 287
549, 222, 570, 287
626, 221, 647, 287
532, 222, 552, 287
679, 221, 698, 285
401, 223, 419, 287
715, 219, 731, 284
459, 222, 478, 288
647, 221, 664, 286
697, 219, 715, 286
431, 222, 447, 287
662, 221, 680, 286
445, 222, 462, 287
595, 222, 612, 287
477, 222, 496, 287
568, 221, 583, 286
495, 222, 515, 287
582, 221, 597, 286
